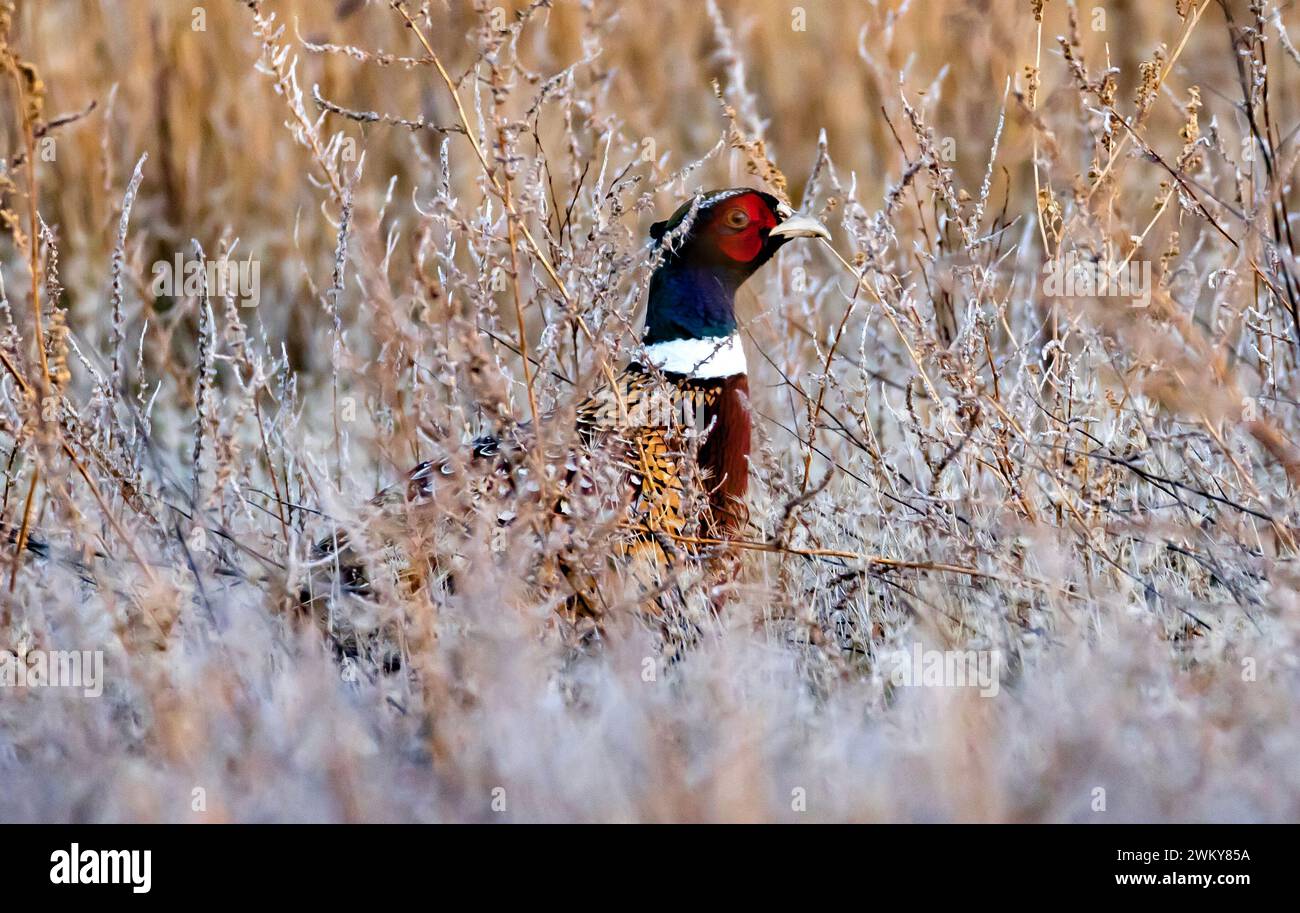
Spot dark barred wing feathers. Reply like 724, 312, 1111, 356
307, 365, 729, 604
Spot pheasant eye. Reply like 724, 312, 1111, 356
723, 208, 750, 230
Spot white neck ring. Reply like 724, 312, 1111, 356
641, 333, 747, 379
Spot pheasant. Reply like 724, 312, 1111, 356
306, 188, 829, 655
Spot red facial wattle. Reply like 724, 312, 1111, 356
714, 193, 779, 263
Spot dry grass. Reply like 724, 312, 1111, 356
0, 0, 1298, 822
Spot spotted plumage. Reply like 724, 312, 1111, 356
571, 364, 750, 543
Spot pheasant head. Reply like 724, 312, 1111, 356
641, 188, 830, 376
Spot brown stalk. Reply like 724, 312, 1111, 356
389, 1, 625, 406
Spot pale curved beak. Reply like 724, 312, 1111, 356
770, 206, 831, 241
